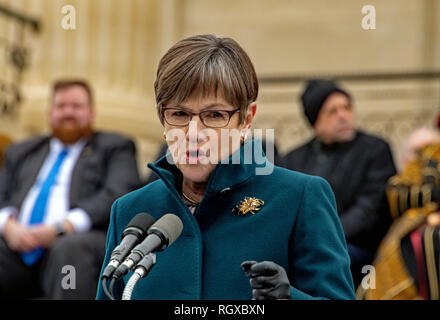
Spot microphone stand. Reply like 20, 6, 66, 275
122, 253, 156, 300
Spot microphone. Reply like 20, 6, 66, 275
101, 213, 155, 279
112, 213, 183, 279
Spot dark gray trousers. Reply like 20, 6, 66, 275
0, 231, 106, 299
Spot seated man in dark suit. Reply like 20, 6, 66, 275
281, 79, 397, 288
0, 79, 141, 299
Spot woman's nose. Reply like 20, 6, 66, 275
187, 117, 206, 142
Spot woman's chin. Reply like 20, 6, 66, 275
178, 163, 216, 183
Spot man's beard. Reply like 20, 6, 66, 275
52, 123, 93, 144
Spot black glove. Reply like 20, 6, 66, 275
241, 260, 291, 300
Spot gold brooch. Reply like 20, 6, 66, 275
233, 197, 264, 215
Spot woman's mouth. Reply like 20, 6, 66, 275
186, 149, 206, 163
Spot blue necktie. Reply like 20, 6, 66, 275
21, 148, 69, 266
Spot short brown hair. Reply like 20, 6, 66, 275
154, 34, 258, 125
52, 79, 93, 106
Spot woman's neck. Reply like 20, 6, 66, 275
181, 178, 207, 204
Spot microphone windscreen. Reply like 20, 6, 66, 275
124, 213, 156, 235
153, 213, 183, 245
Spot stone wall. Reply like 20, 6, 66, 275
0, 0, 438, 176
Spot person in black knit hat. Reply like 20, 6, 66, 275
281, 79, 397, 288
301, 79, 351, 127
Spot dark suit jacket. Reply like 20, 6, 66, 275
281, 130, 397, 252
0, 131, 141, 231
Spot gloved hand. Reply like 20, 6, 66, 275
241, 260, 291, 300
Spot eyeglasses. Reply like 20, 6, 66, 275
162, 107, 240, 128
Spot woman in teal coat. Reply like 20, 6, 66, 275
96, 34, 355, 300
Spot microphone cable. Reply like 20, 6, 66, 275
102, 277, 115, 300
109, 278, 117, 299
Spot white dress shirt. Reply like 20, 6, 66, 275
0, 138, 92, 233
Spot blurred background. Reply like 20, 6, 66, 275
0, 0, 439, 178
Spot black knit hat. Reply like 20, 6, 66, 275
300, 79, 350, 126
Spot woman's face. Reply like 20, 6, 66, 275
163, 92, 256, 184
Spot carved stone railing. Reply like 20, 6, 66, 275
0, 4, 40, 116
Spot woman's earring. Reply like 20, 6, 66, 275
243, 127, 250, 140
240, 131, 247, 143
163, 131, 167, 140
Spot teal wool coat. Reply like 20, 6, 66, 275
96, 139, 355, 300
